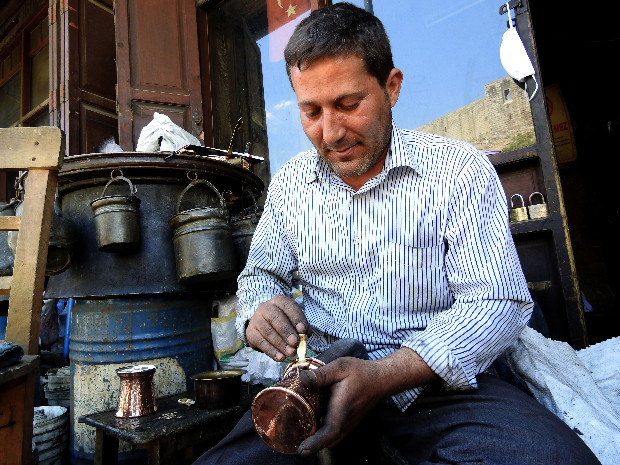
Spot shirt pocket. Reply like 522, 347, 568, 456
379, 236, 446, 314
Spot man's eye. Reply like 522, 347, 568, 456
340, 101, 360, 111
304, 109, 320, 118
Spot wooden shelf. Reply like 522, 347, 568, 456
509, 216, 554, 235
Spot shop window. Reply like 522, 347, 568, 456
0, 12, 50, 129
204, 0, 537, 184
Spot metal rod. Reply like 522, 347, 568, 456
364, 0, 374, 14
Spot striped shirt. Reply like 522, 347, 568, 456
237, 121, 533, 410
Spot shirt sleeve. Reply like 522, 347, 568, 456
401, 154, 533, 393
235, 173, 298, 343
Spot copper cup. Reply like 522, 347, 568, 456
251, 358, 327, 454
115, 365, 158, 418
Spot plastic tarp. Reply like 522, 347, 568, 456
500, 327, 620, 465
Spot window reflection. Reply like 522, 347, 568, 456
335, 0, 535, 153
31, 43, 49, 110
207, 0, 312, 184
0, 72, 21, 128
206, 0, 536, 184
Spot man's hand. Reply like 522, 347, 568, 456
297, 357, 384, 455
245, 295, 309, 362
296, 347, 439, 456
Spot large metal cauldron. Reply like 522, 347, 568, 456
45, 152, 263, 298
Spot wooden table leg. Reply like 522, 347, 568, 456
94, 429, 119, 465
145, 441, 161, 465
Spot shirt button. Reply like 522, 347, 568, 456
353, 236, 361, 245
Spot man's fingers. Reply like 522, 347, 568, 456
298, 399, 347, 455
298, 424, 340, 456
275, 295, 310, 336
299, 357, 350, 389
246, 295, 310, 362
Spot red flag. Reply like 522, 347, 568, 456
267, 0, 311, 33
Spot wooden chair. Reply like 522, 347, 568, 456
0, 127, 63, 465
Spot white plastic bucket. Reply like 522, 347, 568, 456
33, 406, 68, 465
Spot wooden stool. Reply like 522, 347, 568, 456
79, 389, 256, 465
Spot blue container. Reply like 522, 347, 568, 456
69, 295, 213, 464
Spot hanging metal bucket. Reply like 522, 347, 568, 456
90, 171, 141, 253
168, 178, 237, 284
230, 188, 261, 272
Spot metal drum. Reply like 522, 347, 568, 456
69, 295, 213, 464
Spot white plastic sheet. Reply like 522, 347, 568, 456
135, 112, 202, 152
500, 327, 620, 465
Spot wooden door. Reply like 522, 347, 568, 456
53, 0, 117, 156
115, 0, 204, 151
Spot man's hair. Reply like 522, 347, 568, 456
284, 2, 394, 86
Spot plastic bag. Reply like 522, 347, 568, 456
211, 296, 243, 362
135, 112, 202, 152
499, 327, 620, 465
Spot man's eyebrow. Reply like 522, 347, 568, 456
298, 91, 367, 107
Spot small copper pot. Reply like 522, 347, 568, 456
193, 370, 246, 409
115, 365, 157, 418
251, 358, 327, 454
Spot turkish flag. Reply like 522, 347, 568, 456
267, 0, 311, 33
267, 0, 311, 62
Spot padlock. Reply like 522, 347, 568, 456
509, 194, 529, 222
528, 192, 549, 219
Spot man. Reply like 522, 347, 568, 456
195, 3, 600, 464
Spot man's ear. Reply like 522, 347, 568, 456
386, 68, 403, 108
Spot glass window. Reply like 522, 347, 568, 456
336, 0, 535, 153
206, 0, 536, 184
207, 0, 312, 181
0, 72, 21, 128
30, 43, 49, 110
0, 13, 49, 128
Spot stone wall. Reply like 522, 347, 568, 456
417, 77, 535, 151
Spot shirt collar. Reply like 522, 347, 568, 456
306, 120, 425, 185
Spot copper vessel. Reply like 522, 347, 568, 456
251, 358, 327, 454
193, 370, 246, 409
115, 365, 157, 418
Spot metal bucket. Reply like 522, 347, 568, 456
168, 179, 237, 284
230, 213, 259, 272
90, 172, 141, 253
69, 295, 214, 464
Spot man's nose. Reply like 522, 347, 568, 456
322, 110, 346, 145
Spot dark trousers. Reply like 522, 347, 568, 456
193, 373, 601, 465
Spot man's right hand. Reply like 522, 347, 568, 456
245, 295, 309, 362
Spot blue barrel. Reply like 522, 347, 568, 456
69, 295, 213, 464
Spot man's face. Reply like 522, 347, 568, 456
290, 55, 402, 189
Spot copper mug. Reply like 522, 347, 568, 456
115, 365, 157, 418
251, 358, 328, 454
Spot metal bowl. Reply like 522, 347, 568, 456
192, 370, 246, 409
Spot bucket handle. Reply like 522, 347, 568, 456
241, 185, 261, 223
176, 178, 226, 214
101, 170, 138, 198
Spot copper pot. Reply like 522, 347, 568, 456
115, 365, 157, 418
251, 358, 327, 454
193, 370, 246, 409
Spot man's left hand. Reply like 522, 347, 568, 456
297, 356, 384, 455
296, 347, 439, 456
